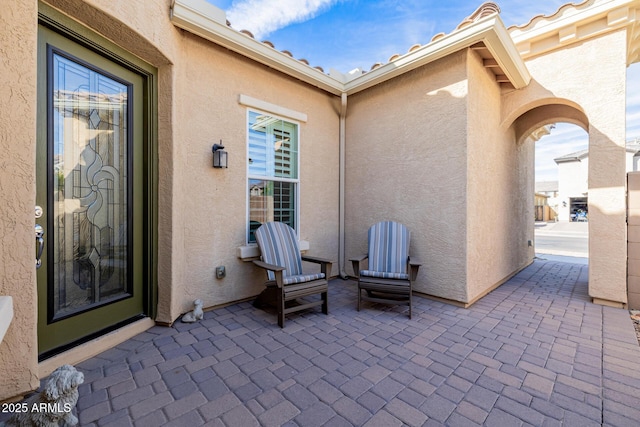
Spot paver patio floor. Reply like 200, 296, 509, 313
6, 259, 640, 426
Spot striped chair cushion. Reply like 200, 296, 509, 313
360, 270, 409, 280
255, 222, 303, 281
283, 273, 326, 285
367, 221, 410, 276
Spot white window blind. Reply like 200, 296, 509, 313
247, 111, 299, 243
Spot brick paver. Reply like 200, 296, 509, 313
3, 259, 640, 426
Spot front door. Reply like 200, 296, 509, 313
36, 23, 150, 358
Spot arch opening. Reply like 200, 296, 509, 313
512, 102, 591, 264
513, 103, 589, 146
533, 123, 590, 262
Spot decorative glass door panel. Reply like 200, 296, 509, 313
37, 23, 147, 358
51, 52, 131, 320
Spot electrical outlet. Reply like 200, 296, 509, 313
216, 266, 226, 279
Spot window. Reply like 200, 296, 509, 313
247, 110, 299, 243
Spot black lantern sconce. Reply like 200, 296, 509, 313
212, 140, 228, 168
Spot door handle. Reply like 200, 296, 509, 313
35, 224, 44, 269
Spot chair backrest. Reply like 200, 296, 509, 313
367, 221, 410, 274
255, 222, 303, 280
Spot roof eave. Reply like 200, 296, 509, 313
171, 0, 531, 96
555, 157, 579, 163
555, 151, 589, 163
509, 0, 640, 62
171, 0, 345, 95
345, 15, 531, 95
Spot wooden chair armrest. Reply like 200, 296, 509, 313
252, 260, 285, 287
301, 255, 333, 265
302, 256, 333, 277
408, 259, 421, 282
252, 259, 285, 272
350, 254, 368, 278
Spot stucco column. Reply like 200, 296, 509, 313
587, 32, 628, 306
588, 127, 628, 306
0, 0, 40, 400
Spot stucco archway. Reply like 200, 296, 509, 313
512, 100, 590, 223
511, 102, 589, 146
501, 0, 638, 308
508, 97, 627, 307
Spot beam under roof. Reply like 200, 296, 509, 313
508, 0, 640, 63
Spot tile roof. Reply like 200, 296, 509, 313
225, 2, 505, 77
507, 0, 591, 32
456, 2, 501, 30
225, 17, 328, 73
171, 0, 531, 93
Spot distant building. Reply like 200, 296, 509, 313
553, 139, 640, 221
534, 181, 559, 221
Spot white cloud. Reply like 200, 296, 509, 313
227, 0, 338, 39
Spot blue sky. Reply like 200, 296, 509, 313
206, 0, 639, 181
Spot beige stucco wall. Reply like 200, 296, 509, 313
42, 0, 182, 323
466, 50, 534, 303
0, 0, 40, 400
0, 0, 340, 400
503, 29, 629, 305
345, 49, 534, 305
49, 0, 340, 322
39, 0, 340, 325
41, 0, 186, 331
0, 0, 181, 401
345, 51, 470, 302
173, 32, 340, 320
1, 0, 633, 402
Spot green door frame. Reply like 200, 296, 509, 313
37, 3, 158, 359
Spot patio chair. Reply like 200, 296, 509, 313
350, 221, 420, 318
253, 222, 333, 327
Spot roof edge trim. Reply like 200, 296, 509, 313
509, 0, 636, 40
509, 0, 640, 60
171, 0, 344, 95
345, 15, 531, 94
171, 0, 530, 96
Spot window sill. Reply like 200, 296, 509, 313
237, 240, 310, 261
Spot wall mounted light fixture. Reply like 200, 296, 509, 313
212, 141, 228, 168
